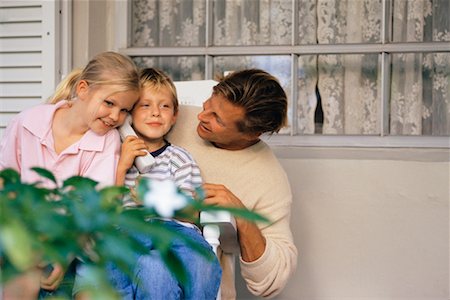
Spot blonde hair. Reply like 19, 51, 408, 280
139, 68, 179, 113
48, 51, 140, 104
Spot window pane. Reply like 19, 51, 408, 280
131, 0, 206, 47
213, 0, 292, 46
316, 0, 382, 44
213, 55, 292, 133
317, 54, 381, 135
392, 0, 450, 43
132, 56, 205, 81
390, 52, 450, 136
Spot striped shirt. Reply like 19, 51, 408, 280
123, 142, 203, 207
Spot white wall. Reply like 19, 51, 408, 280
72, 2, 449, 299
232, 147, 449, 300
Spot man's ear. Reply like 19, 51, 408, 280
76, 80, 89, 100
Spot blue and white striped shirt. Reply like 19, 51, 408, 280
123, 142, 202, 208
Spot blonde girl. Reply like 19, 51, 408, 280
0, 51, 140, 298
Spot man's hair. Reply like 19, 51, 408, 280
139, 68, 179, 114
213, 69, 288, 135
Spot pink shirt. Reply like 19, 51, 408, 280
0, 101, 121, 188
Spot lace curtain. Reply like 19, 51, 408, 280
131, 0, 450, 136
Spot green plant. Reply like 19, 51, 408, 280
0, 167, 267, 298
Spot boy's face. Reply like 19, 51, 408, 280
131, 86, 177, 142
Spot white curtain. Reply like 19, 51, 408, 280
131, 0, 450, 136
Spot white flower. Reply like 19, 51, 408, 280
143, 179, 187, 218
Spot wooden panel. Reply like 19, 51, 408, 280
0, 6, 41, 22
1, 98, 42, 112
0, 21, 42, 38
0, 52, 42, 67
0, 37, 42, 52
0, 127, 5, 139
0, 1, 41, 8
1, 82, 42, 97
0, 67, 41, 82
0, 111, 16, 127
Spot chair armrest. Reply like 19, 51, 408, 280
200, 211, 240, 254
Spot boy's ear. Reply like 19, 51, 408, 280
171, 110, 178, 125
76, 80, 89, 100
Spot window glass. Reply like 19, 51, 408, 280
315, 0, 382, 44
391, 52, 450, 136
131, 0, 206, 47
213, 0, 292, 46
127, 0, 450, 144
133, 56, 205, 81
392, 0, 450, 43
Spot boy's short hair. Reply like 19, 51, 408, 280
139, 68, 179, 114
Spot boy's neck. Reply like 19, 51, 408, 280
146, 139, 168, 153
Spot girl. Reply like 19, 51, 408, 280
0, 51, 140, 298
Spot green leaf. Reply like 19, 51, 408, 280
63, 176, 98, 189
0, 168, 21, 185
0, 220, 35, 271
31, 167, 57, 184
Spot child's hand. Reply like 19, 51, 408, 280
118, 136, 148, 171
39, 263, 64, 291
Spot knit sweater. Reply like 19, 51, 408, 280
168, 105, 297, 299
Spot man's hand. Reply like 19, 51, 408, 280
39, 263, 64, 291
202, 183, 246, 208
202, 183, 266, 262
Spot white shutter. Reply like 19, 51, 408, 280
0, 0, 62, 138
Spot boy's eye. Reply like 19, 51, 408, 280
120, 108, 129, 113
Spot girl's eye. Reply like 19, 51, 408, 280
104, 100, 114, 107
120, 108, 129, 113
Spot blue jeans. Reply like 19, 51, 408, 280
106, 220, 221, 300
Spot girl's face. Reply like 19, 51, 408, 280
131, 86, 177, 143
78, 81, 139, 135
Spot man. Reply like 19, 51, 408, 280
169, 69, 297, 299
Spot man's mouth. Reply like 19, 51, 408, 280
199, 122, 210, 132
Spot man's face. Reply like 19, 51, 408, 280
196, 94, 258, 150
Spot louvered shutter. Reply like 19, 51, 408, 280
0, 0, 60, 138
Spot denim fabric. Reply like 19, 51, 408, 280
76, 220, 221, 300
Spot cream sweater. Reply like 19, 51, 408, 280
168, 105, 297, 299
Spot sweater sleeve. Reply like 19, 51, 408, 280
239, 166, 298, 298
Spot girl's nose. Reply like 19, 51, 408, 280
110, 108, 120, 121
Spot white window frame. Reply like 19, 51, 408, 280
114, 0, 450, 149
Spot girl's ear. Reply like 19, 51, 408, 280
76, 80, 89, 100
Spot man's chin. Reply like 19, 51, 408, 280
196, 124, 210, 141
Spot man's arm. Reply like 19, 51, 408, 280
202, 183, 266, 261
